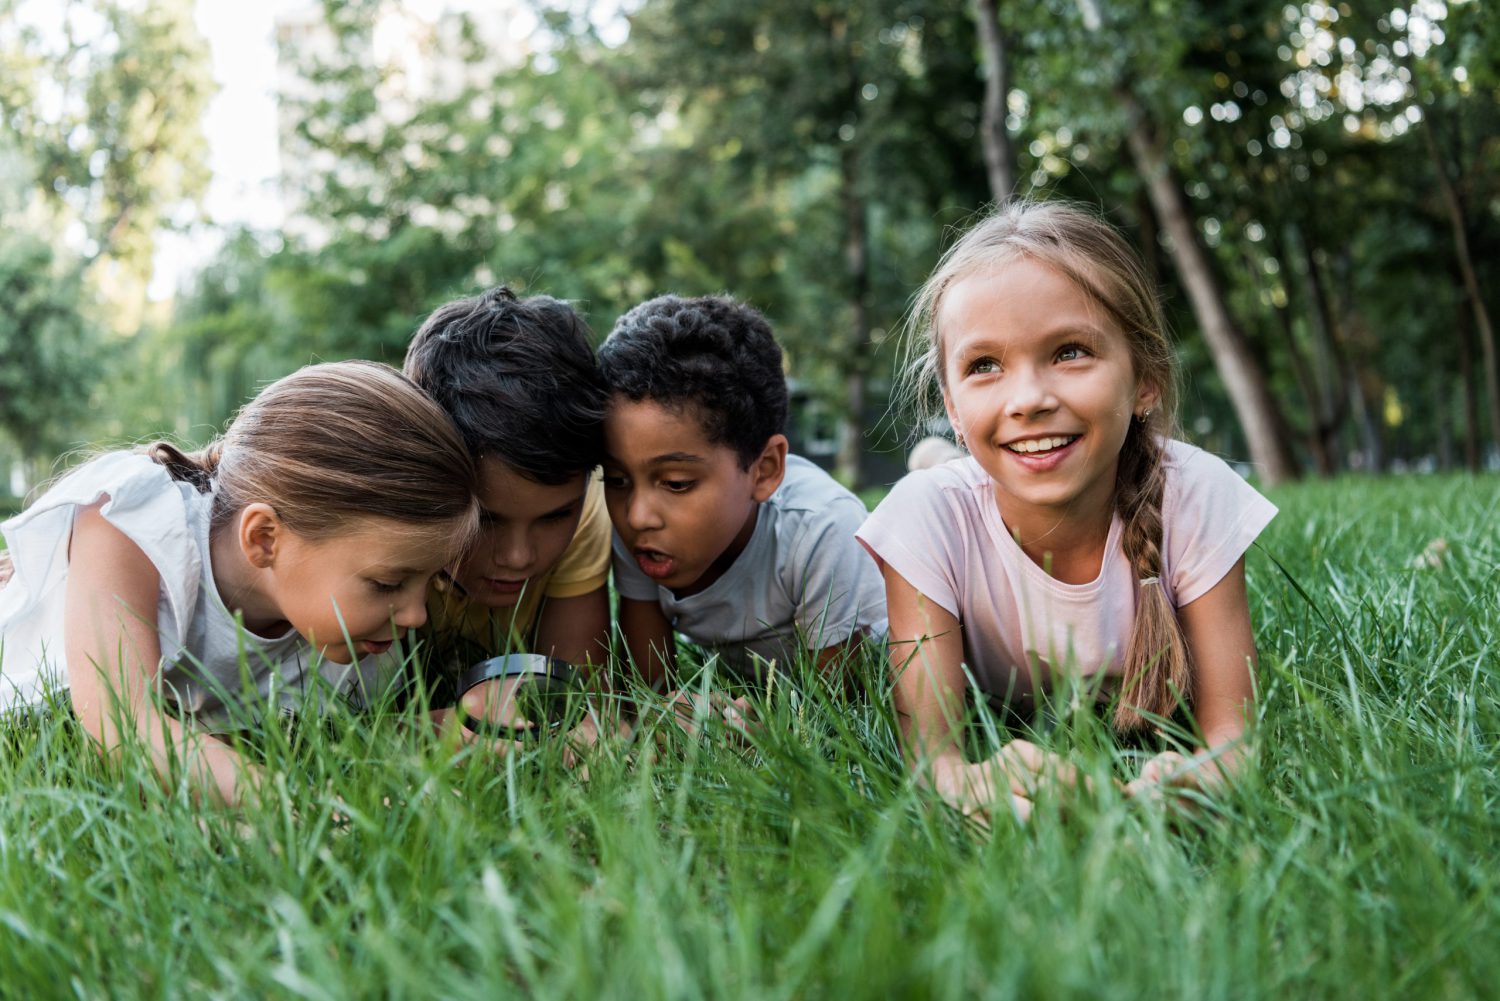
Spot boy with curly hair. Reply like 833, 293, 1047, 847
598, 294, 886, 691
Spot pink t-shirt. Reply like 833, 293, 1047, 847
855, 439, 1276, 708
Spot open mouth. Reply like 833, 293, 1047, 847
634, 548, 676, 581
360, 639, 395, 656
482, 577, 527, 595
1005, 434, 1080, 456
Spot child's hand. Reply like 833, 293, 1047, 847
981, 739, 1092, 798
430, 706, 526, 758
658, 690, 756, 740
930, 755, 1034, 826
1125, 749, 1227, 806
561, 709, 633, 776
0, 551, 12, 588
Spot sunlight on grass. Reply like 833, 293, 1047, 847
1, 474, 1496, 998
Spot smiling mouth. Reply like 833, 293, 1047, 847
1005, 434, 1080, 455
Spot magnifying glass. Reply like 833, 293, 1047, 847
454, 653, 586, 740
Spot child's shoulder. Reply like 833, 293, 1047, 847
879, 454, 991, 511
11, 450, 182, 526
770, 454, 868, 515
1160, 438, 1268, 509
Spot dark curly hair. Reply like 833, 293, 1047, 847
403, 286, 608, 484
598, 295, 788, 469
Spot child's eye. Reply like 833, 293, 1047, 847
662, 479, 696, 493
540, 507, 576, 523
966, 357, 1000, 376
367, 579, 404, 594
601, 474, 628, 490
1056, 343, 1090, 362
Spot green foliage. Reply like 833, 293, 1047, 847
0, 0, 1494, 478
0, 229, 101, 464
0, 477, 1497, 997
0, 0, 211, 287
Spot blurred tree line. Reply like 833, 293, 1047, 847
0, 0, 1494, 493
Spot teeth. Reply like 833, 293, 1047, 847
1007, 435, 1077, 454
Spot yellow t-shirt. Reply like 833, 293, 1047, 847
418, 474, 610, 676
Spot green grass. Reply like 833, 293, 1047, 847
1, 474, 1497, 999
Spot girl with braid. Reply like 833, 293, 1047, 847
857, 201, 1276, 822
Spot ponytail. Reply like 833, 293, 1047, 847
1113, 419, 1188, 731
145, 441, 224, 494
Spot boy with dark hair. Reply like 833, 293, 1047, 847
598, 294, 886, 688
403, 287, 612, 709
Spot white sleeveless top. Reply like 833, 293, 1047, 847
0, 452, 393, 729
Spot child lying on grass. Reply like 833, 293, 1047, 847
858, 201, 1277, 823
0, 362, 480, 805
598, 294, 887, 722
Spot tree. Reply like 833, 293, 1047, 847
973, 0, 1017, 200
0, 230, 100, 478
1066, 0, 1300, 484
0, 0, 212, 320
623, 0, 984, 486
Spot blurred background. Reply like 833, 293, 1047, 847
0, 0, 1494, 506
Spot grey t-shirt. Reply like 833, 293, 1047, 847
612, 454, 888, 675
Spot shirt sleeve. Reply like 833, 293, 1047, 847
854, 469, 964, 620
543, 473, 611, 599
610, 531, 661, 602
786, 497, 887, 649
1163, 444, 1279, 607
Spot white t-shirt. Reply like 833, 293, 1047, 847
612, 454, 888, 675
856, 439, 1276, 708
0, 451, 392, 728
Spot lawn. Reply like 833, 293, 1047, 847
0, 474, 1496, 999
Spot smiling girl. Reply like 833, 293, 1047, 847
856, 201, 1277, 822
0, 361, 480, 804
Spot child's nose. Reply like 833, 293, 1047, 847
1006, 370, 1058, 418
393, 591, 428, 631
492, 527, 534, 570
625, 489, 663, 531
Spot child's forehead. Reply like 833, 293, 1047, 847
604, 395, 736, 462
319, 514, 465, 570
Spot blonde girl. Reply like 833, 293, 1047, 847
856, 201, 1277, 821
0, 361, 480, 804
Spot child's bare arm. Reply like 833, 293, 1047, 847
533, 586, 610, 670
884, 563, 1067, 817
616, 596, 675, 690
64, 503, 261, 806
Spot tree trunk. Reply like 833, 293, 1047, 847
1423, 110, 1500, 451
1457, 278, 1481, 472
834, 142, 872, 489
1259, 246, 1330, 475
1114, 85, 1298, 483
972, 0, 1015, 201
1295, 226, 1350, 470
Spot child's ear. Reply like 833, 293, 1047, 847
238, 503, 283, 570
750, 434, 789, 502
1134, 379, 1161, 419
942, 390, 963, 446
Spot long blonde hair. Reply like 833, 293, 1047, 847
147, 361, 480, 546
901, 200, 1185, 731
